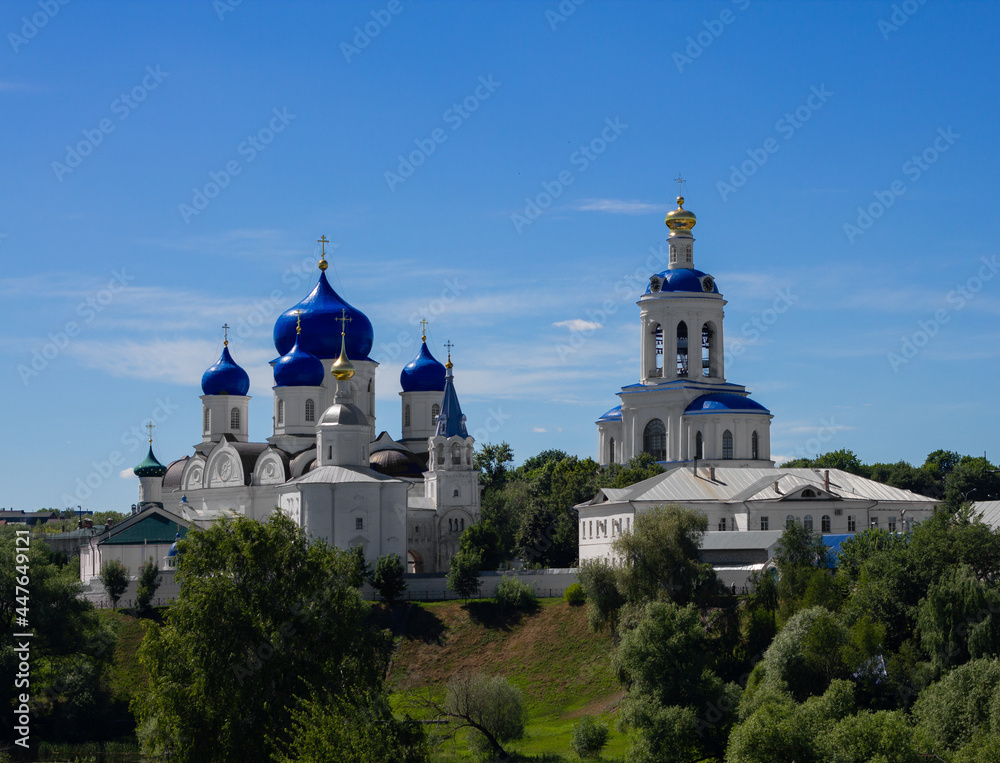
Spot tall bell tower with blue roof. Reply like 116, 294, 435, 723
596, 184, 773, 469
399, 320, 447, 458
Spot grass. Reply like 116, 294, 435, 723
389, 598, 631, 761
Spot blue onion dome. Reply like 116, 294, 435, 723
201, 344, 251, 396
133, 445, 168, 478
645, 269, 720, 295
273, 334, 325, 387
273, 270, 374, 361
400, 339, 446, 393
167, 531, 181, 558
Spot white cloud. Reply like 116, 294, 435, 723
532, 427, 548, 433
553, 319, 602, 332
568, 198, 662, 214
119, 469, 136, 480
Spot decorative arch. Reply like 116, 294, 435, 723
643, 419, 666, 462
676, 321, 689, 376
181, 454, 207, 491
653, 322, 663, 372
701, 322, 717, 378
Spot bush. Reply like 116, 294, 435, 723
99, 559, 129, 609
370, 553, 407, 604
494, 575, 537, 611
136, 558, 161, 612
570, 715, 608, 759
564, 583, 586, 605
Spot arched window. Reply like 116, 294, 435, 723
404, 404, 411, 428
277, 399, 284, 425
608, 437, 615, 464
203, 407, 211, 434
803, 515, 814, 531
654, 323, 663, 371
230, 407, 240, 430
460, 518, 465, 531
702, 324, 714, 377
431, 404, 440, 426
466, 445, 474, 465
305, 399, 315, 422
821, 515, 831, 533
786, 515, 796, 528
676, 321, 688, 376
453, 488, 460, 497
695, 431, 703, 460
722, 430, 734, 460
451, 443, 461, 465
436, 442, 444, 466
448, 518, 453, 532
643, 419, 666, 462
751, 431, 759, 460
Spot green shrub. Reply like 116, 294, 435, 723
571, 715, 609, 759
564, 582, 586, 605
495, 575, 537, 610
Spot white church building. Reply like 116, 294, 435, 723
580, 194, 939, 577
114, 241, 479, 576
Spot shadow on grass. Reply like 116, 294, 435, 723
403, 603, 448, 645
464, 600, 540, 631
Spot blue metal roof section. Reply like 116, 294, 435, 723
201, 345, 251, 396
597, 405, 623, 422
644, 268, 719, 295
400, 341, 447, 393
273, 271, 374, 361
823, 534, 855, 568
684, 392, 770, 415
435, 366, 469, 438
273, 335, 325, 387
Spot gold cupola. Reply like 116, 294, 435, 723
665, 195, 697, 238
331, 309, 356, 381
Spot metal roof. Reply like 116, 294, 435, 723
290, 465, 401, 484
699, 530, 784, 551
972, 501, 1000, 528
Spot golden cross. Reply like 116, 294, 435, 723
444, 339, 454, 357
674, 173, 686, 196
336, 308, 352, 336
317, 235, 329, 256
419, 318, 429, 341
146, 421, 156, 444
222, 323, 230, 346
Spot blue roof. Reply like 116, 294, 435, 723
435, 366, 469, 438
201, 345, 251, 396
273, 271, 374, 361
400, 341, 446, 393
684, 392, 770, 415
273, 335, 325, 387
598, 405, 622, 422
645, 268, 719, 295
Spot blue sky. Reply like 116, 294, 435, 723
2, 0, 999, 511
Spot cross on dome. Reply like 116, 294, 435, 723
146, 421, 155, 444
222, 323, 230, 347
674, 173, 686, 195
420, 318, 429, 342
317, 234, 330, 271
337, 308, 352, 335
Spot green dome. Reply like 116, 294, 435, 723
133, 445, 168, 478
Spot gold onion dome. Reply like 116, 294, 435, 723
665, 195, 697, 235
331, 333, 355, 380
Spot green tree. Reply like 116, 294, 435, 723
494, 575, 536, 611
424, 673, 525, 760
781, 448, 866, 475
577, 559, 625, 632
447, 547, 482, 601
273, 690, 428, 763
474, 442, 514, 492
913, 658, 1000, 752
135, 558, 161, 612
570, 715, 609, 759
132, 514, 393, 763
596, 452, 665, 489
917, 564, 1000, 670
99, 559, 129, 609
370, 553, 406, 604
457, 523, 505, 571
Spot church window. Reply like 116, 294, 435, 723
231, 407, 240, 430
718, 517, 727, 531
888, 517, 896, 533
436, 443, 444, 466
722, 430, 733, 460
356, 517, 364, 531
453, 488, 460, 497
305, 399, 315, 422
404, 404, 410, 428
751, 431, 759, 460
822, 515, 831, 533
804, 515, 813, 531
847, 515, 856, 532
786, 515, 795, 528
654, 324, 663, 371
277, 399, 284, 425
431, 404, 440, 426
760, 516, 769, 531
695, 431, 703, 460
609, 438, 615, 464
643, 419, 666, 462
669, 242, 677, 265
452, 443, 461, 465
203, 408, 211, 434
702, 324, 714, 377
676, 321, 689, 376
871, 516, 879, 530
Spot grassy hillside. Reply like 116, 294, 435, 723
390, 598, 629, 761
